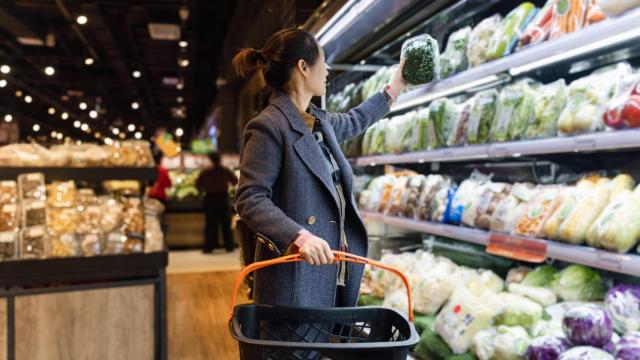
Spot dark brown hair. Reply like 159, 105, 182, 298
232, 28, 321, 90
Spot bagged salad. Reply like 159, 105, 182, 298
525, 79, 568, 139
491, 183, 539, 233
401, 34, 440, 85
491, 81, 537, 142
440, 26, 471, 78
428, 98, 462, 148
410, 107, 430, 152
549, 0, 590, 40
384, 115, 406, 154
515, 187, 563, 238
447, 98, 474, 147
486, 2, 538, 60
586, 185, 640, 253
467, 14, 502, 67
519, 0, 557, 48
398, 111, 418, 153
466, 89, 498, 145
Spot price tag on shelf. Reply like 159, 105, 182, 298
486, 232, 547, 262
595, 250, 623, 272
492, 145, 509, 158
574, 137, 596, 151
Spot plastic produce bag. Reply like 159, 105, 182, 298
467, 14, 502, 67
466, 89, 499, 145
508, 283, 558, 306
448, 174, 489, 225
526, 79, 568, 139
491, 183, 538, 233
557, 183, 615, 245
586, 186, 640, 252
603, 73, 640, 129
416, 175, 453, 221
495, 293, 544, 329
472, 328, 498, 360
384, 115, 405, 154
440, 26, 471, 78
382, 176, 409, 215
468, 182, 512, 230
412, 257, 460, 314
398, 111, 418, 153
431, 186, 457, 223
515, 187, 563, 238
519, 0, 557, 48
410, 107, 430, 152
491, 81, 537, 142
435, 287, 504, 354
551, 264, 606, 301
492, 325, 531, 360
428, 98, 462, 149
401, 34, 441, 85
600, 0, 640, 16
604, 284, 640, 334
549, 0, 590, 40
370, 119, 388, 154
487, 2, 537, 60
399, 175, 426, 218
447, 98, 474, 146
544, 182, 595, 241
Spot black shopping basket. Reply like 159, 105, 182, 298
228, 251, 419, 360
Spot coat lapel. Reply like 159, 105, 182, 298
270, 92, 340, 207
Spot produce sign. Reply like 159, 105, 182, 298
486, 232, 547, 262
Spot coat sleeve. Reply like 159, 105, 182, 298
323, 91, 390, 143
235, 115, 303, 251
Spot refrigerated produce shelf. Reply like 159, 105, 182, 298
0, 166, 157, 182
353, 128, 640, 166
390, 8, 640, 113
360, 211, 640, 277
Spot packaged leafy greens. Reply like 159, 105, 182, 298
401, 34, 441, 85
486, 2, 537, 60
491, 81, 536, 142
428, 98, 462, 148
447, 98, 474, 146
440, 26, 471, 78
399, 111, 418, 153
466, 89, 498, 144
525, 79, 568, 139
410, 107, 430, 152
467, 14, 502, 67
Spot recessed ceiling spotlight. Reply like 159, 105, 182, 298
76, 15, 88, 25
32, 124, 40, 132
0, 65, 10, 74
131, 101, 140, 110
104, 137, 113, 145
175, 127, 184, 137
4, 114, 12, 122
127, 124, 135, 132
24, 95, 33, 103
177, 96, 183, 103
44, 66, 55, 76
81, 123, 89, 131
112, 128, 120, 135
179, 58, 189, 67
57, 133, 63, 140
134, 131, 142, 139
89, 110, 98, 118
15, 90, 22, 97
61, 112, 69, 120
176, 82, 184, 90
132, 70, 141, 78
48, 107, 56, 115
84, 57, 94, 65
0, 79, 6, 88
118, 132, 126, 139
73, 120, 81, 128
179, 40, 188, 48
79, 102, 87, 110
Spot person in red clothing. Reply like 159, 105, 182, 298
196, 152, 239, 253
148, 154, 172, 204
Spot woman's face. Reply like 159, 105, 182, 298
306, 47, 329, 97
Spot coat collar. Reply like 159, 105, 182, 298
269, 90, 326, 134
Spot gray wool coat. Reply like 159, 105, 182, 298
235, 90, 390, 309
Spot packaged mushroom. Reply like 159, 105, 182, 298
0, 181, 17, 204
22, 200, 47, 227
47, 181, 76, 208
20, 226, 47, 259
18, 173, 46, 201
50, 232, 77, 257
0, 231, 17, 260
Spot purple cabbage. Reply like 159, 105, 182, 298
558, 347, 614, 360
604, 284, 640, 334
525, 336, 571, 360
562, 304, 612, 347
615, 332, 640, 360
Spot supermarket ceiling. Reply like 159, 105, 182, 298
0, 0, 236, 142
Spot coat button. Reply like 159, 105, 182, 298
307, 216, 316, 225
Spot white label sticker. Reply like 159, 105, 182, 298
0, 231, 15, 243
3, 204, 16, 213
28, 227, 44, 237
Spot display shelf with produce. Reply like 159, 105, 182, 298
0, 166, 157, 182
353, 128, 640, 166
361, 211, 640, 277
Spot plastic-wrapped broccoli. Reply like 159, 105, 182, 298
401, 34, 441, 85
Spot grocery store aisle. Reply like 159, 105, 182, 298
167, 251, 246, 359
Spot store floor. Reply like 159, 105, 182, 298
167, 249, 246, 359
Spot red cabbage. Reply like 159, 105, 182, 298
604, 284, 640, 334
525, 336, 571, 360
615, 332, 640, 360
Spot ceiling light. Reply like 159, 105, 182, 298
15, 90, 22, 97
112, 128, 120, 135
179, 40, 188, 48
81, 123, 89, 131
79, 102, 87, 110
33, 124, 40, 132
176, 82, 184, 90
61, 112, 69, 120
118, 132, 126, 139
0, 79, 6, 88
51, 131, 57, 138
73, 120, 81, 128
127, 124, 135, 132
44, 66, 55, 76
95, 132, 101, 138
179, 58, 189, 67
175, 127, 184, 137
132, 70, 141, 78
76, 15, 88, 25
48, 107, 56, 115
131, 101, 139, 110
177, 96, 183, 103
57, 133, 63, 140
104, 137, 113, 145
4, 114, 12, 122
134, 131, 142, 139
0, 65, 10, 74
24, 95, 32, 103
89, 110, 98, 118
84, 57, 94, 65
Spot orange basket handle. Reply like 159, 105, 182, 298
229, 250, 414, 322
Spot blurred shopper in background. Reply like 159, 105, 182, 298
196, 152, 238, 253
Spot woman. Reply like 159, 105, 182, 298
234, 28, 406, 310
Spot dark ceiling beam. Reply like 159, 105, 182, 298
54, 0, 98, 59
0, 7, 41, 39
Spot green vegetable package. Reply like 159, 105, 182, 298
401, 34, 441, 85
